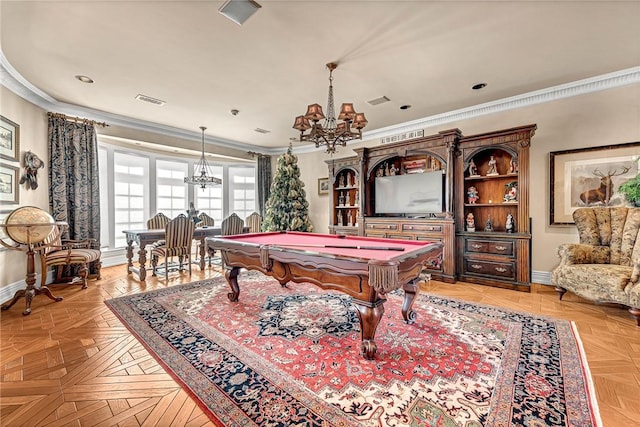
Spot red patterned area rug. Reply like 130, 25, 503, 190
106, 273, 601, 427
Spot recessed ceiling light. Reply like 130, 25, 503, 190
75, 75, 94, 84
219, 0, 262, 25
400, 105, 411, 110
472, 83, 487, 90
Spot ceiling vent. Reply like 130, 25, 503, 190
367, 96, 391, 106
219, 0, 262, 26
135, 94, 166, 106
254, 128, 270, 134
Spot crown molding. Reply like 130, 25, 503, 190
2, 47, 638, 156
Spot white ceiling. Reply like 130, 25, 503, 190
2, 0, 640, 153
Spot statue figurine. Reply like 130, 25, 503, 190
468, 159, 479, 177
485, 215, 494, 232
504, 182, 518, 202
466, 212, 476, 232
506, 213, 515, 233
389, 164, 398, 175
376, 167, 384, 177
187, 202, 200, 224
384, 162, 390, 176
467, 186, 479, 204
347, 210, 353, 226
509, 157, 518, 174
339, 174, 346, 188
486, 155, 499, 176
338, 191, 346, 206
337, 210, 343, 226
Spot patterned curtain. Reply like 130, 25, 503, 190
257, 155, 271, 217
48, 114, 100, 245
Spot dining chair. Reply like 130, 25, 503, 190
150, 214, 195, 281
245, 212, 262, 233
196, 212, 216, 265
146, 212, 171, 249
209, 213, 246, 267
36, 225, 102, 289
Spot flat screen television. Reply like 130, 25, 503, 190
374, 170, 444, 216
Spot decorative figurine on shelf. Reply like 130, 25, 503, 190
468, 159, 479, 177
354, 189, 359, 206
486, 155, 499, 176
337, 210, 343, 226
347, 210, 353, 226
186, 202, 201, 224
467, 186, 479, 204
466, 212, 476, 232
338, 191, 346, 206
504, 181, 518, 202
339, 174, 346, 188
509, 157, 518, 174
485, 215, 494, 232
384, 162, 390, 176
506, 213, 515, 233
376, 167, 384, 177
389, 164, 398, 175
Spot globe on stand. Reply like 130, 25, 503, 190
0, 206, 66, 315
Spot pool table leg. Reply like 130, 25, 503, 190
401, 279, 419, 324
353, 301, 385, 360
225, 266, 240, 302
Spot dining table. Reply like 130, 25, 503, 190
122, 226, 230, 281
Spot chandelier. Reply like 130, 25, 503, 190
293, 63, 368, 154
184, 126, 222, 189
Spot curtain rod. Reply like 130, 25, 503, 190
47, 112, 109, 128
247, 151, 270, 158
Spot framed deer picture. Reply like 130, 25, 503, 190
550, 141, 640, 225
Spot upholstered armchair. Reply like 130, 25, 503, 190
37, 225, 102, 289
552, 207, 640, 325
151, 214, 195, 280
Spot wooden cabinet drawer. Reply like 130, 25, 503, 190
387, 234, 413, 240
365, 231, 387, 238
401, 223, 442, 233
365, 222, 398, 231
464, 259, 515, 279
465, 239, 514, 256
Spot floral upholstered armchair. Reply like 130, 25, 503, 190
552, 207, 640, 325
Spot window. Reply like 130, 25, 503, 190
156, 159, 188, 219
228, 166, 256, 221
113, 152, 149, 248
195, 165, 224, 224
97, 140, 255, 251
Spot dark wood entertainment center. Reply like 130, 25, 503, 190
325, 124, 536, 290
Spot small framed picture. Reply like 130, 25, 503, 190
0, 116, 20, 162
0, 163, 19, 204
318, 177, 329, 195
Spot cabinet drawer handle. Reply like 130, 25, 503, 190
495, 267, 507, 272
388, 225, 394, 229
471, 244, 482, 249
470, 264, 482, 269
407, 226, 413, 230
495, 245, 507, 251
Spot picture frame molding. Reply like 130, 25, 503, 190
318, 177, 329, 195
0, 163, 20, 204
549, 141, 640, 225
0, 115, 20, 162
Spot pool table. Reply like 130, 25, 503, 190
206, 231, 443, 360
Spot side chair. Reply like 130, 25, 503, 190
245, 211, 262, 233
147, 212, 171, 249
36, 225, 102, 289
209, 213, 245, 267
196, 212, 216, 266
151, 214, 195, 281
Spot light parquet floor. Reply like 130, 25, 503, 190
1, 264, 639, 426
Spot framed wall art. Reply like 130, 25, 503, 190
318, 177, 329, 195
0, 163, 19, 204
549, 141, 640, 225
0, 115, 20, 162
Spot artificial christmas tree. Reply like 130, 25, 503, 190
262, 145, 313, 232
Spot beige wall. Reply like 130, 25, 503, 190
2, 81, 638, 289
298, 83, 640, 276
1, 87, 49, 286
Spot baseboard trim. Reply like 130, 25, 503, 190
532, 270, 552, 286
